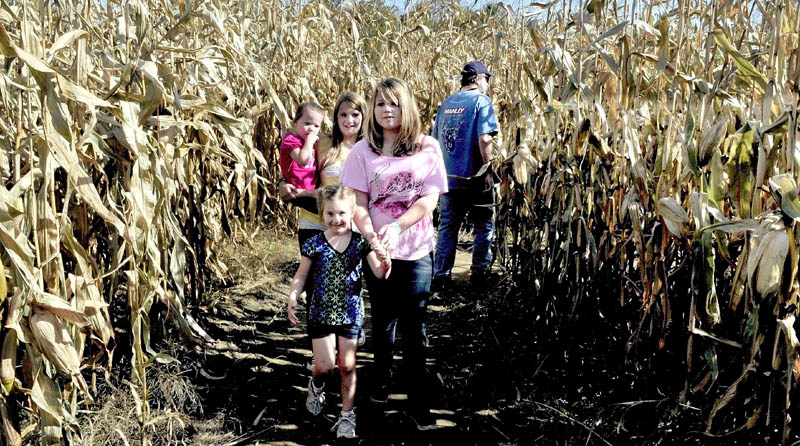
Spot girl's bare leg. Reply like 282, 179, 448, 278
312, 334, 337, 379
337, 336, 358, 411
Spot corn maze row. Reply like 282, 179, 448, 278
0, 0, 799, 444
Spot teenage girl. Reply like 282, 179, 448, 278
340, 78, 448, 430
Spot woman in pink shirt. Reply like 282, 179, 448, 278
340, 77, 448, 430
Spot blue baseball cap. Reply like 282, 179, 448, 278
461, 61, 494, 77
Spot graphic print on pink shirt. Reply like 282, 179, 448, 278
370, 168, 425, 218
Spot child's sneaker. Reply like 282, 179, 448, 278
357, 328, 366, 346
305, 378, 325, 415
332, 410, 357, 438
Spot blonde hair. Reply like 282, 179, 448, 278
321, 92, 367, 172
365, 77, 422, 157
317, 185, 356, 215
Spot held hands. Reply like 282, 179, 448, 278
375, 245, 392, 270
287, 296, 299, 325
367, 231, 392, 275
376, 221, 402, 252
366, 231, 384, 253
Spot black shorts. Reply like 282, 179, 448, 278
307, 323, 361, 340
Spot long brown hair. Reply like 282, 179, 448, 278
321, 92, 367, 171
365, 77, 422, 157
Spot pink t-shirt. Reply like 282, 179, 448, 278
340, 138, 448, 261
279, 133, 316, 190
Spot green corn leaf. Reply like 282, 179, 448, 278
712, 29, 768, 91
728, 130, 755, 218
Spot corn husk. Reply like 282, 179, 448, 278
29, 311, 92, 403
0, 262, 7, 307
658, 197, 689, 237
1, 330, 17, 394
4, 291, 26, 333
748, 230, 790, 299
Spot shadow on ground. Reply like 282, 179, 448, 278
193, 246, 517, 446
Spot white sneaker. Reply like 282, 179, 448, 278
332, 410, 356, 438
305, 378, 325, 415
306, 357, 315, 371
358, 329, 366, 346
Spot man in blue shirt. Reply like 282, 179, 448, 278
432, 61, 499, 290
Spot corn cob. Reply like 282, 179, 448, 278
0, 263, 7, 307
29, 310, 93, 403
1, 330, 17, 394
4, 291, 26, 331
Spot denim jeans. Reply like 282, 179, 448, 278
433, 188, 494, 278
364, 253, 432, 406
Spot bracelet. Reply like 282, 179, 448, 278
390, 221, 402, 234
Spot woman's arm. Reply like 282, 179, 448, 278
294, 188, 318, 198
278, 180, 298, 201
377, 192, 440, 251
352, 190, 381, 248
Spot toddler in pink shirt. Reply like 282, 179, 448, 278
280, 102, 324, 213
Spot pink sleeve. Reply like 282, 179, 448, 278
340, 141, 369, 193
281, 133, 303, 152
419, 140, 449, 196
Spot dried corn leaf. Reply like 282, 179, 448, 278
0, 399, 21, 446
657, 197, 688, 237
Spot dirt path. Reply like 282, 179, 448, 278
183, 229, 800, 446
193, 233, 516, 445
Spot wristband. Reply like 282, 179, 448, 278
390, 221, 402, 234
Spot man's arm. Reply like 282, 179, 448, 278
478, 133, 493, 164
478, 133, 494, 190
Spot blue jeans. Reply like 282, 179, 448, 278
434, 188, 494, 278
364, 253, 432, 406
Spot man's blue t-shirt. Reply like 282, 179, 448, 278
432, 90, 498, 190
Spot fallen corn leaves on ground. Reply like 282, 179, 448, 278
179, 227, 796, 445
